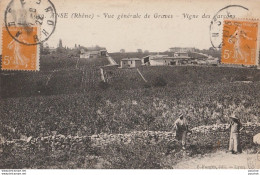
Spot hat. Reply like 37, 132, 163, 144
229, 114, 238, 119
178, 113, 184, 118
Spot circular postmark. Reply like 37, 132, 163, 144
4, 0, 57, 45
209, 5, 249, 49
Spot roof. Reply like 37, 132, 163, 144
143, 55, 169, 59
86, 46, 106, 51
173, 56, 190, 59
80, 51, 100, 55
150, 56, 175, 60
88, 51, 100, 54
121, 58, 142, 61
80, 46, 107, 53
175, 52, 189, 54
150, 56, 190, 60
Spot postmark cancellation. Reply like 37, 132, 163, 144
1, 0, 57, 71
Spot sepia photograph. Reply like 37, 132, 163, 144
0, 0, 260, 173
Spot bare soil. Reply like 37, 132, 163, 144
172, 150, 259, 169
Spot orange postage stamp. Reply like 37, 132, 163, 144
221, 19, 259, 66
1, 26, 39, 71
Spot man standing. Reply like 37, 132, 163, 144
228, 114, 243, 154
174, 113, 191, 150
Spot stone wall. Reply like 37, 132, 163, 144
190, 123, 260, 150
1, 123, 260, 153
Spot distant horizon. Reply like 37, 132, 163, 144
45, 40, 210, 53
0, 0, 257, 54
45, 41, 212, 53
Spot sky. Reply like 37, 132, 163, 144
0, 0, 260, 53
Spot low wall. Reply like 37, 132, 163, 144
1, 123, 260, 154
190, 123, 260, 150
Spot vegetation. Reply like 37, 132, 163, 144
0, 52, 260, 168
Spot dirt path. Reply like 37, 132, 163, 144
172, 150, 259, 169
107, 56, 118, 65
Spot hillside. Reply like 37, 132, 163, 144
0, 53, 260, 168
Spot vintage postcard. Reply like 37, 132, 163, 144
0, 0, 260, 173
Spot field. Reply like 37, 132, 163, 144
0, 52, 260, 168
0, 54, 110, 98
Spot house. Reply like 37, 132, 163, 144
121, 58, 142, 68
143, 55, 171, 66
143, 55, 168, 64
169, 47, 195, 53
197, 60, 208, 65
174, 52, 189, 58
80, 50, 99, 59
143, 52, 191, 66
206, 57, 219, 65
80, 46, 107, 59
150, 56, 175, 66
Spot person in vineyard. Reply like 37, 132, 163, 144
228, 114, 244, 154
173, 113, 192, 150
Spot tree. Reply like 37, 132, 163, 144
40, 43, 50, 55
58, 39, 63, 48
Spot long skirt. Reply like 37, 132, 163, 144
229, 133, 242, 153
176, 131, 187, 146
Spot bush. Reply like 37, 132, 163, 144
152, 76, 167, 87
100, 138, 166, 169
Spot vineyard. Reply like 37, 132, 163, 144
0, 52, 260, 168
0, 54, 110, 98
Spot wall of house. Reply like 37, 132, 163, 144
150, 59, 167, 66
121, 60, 142, 68
129, 60, 135, 68
100, 51, 107, 57
80, 53, 89, 59
170, 48, 195, 52
135, 60, 142, 67
174, 53, 189, 57
89, 54, 98, 58
121, 61, 129, 68
180, 53, 189, 57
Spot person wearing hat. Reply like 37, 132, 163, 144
173, 113, 192, 150
228, 114, 244, 154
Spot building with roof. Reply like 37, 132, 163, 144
169, 47, 195, 53
150, 56, 175, 66
80, 46, 107, 59
174, 52, 189, 58
143, 53, 191, 66
121, 58, 142, 68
